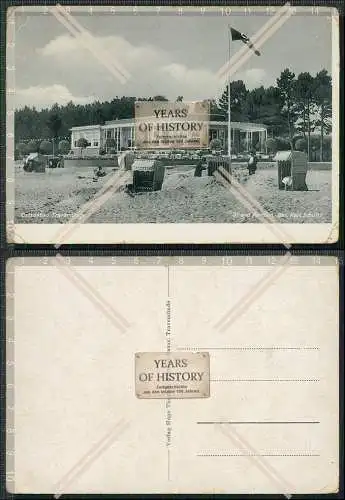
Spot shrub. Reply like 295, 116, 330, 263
27, 140, 40, 153
17, 142, 30, 157
292, 135, 303, 148
265, 138, 278, 153
275, 137, 290, 151
295, 138, 307, 151
40, 140, 53, 155
209, 138, 222, 151
76, 137, 89, 148
58, 139, 70, 155
76, 137, 90, 155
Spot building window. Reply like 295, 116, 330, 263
106, 130, 112, 139
74, 141, 77, 147
93, 141, 99, 147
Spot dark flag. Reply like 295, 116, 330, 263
230, 27, 261, 56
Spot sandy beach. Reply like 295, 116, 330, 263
14, 162, 332, 224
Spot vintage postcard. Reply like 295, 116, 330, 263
6, 4, 340, 244
7, 255, 339, 494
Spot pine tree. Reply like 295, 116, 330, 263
276, 69, 298, 150
46, 109, 62, 156
294, 72, 316, 160
314, 70, 332, 161
217, 80, 248, 122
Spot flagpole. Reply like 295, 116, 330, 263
227, 26, 231, 170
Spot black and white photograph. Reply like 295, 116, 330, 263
6, 5, 339, 244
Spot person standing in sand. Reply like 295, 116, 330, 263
247, 151, 258, 175
118, 149, 135, 171
117, 149, 136, 194
194, 158, 205, 177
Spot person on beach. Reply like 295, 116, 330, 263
194, 158, 205, 177
119, 150, 136, 194
93, 165, 106, 181
247, 151, 258, 175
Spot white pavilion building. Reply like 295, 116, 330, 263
70, 118, 268, 156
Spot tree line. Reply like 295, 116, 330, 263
216, 68, 332, 160
15, 68, 332, 160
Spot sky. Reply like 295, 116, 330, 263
11, 6, 334, 110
